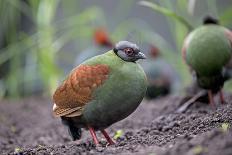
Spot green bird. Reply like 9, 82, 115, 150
52, 41, 147, 145
182, 16, 232, 106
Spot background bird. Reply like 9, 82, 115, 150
75, 27, 114, 65
53, 41, 147, 146
182, 16, 232, 106
140, 44, 180, 99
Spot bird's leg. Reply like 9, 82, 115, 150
100, 129, 115, 145
87, 125, 99, 145
208, 90, 215, 107
219, 89, 225, 104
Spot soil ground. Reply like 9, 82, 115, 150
0, 94, 232, 155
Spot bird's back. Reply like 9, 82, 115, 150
186, 25, 231, 76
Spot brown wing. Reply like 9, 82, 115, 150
53, 64, 110, 117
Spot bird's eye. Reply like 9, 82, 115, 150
124, 48, 134, 56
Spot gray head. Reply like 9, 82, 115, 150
203, 15, 219, 25
113, 41, 146, 62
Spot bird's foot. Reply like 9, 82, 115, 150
101, 129, 115, 145
88, 125, 115, 146
219, 90, 226, 104
88, 125, 100, 146
208, 90, 216, 108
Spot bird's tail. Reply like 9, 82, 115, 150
61, 117, 82, 140
67, 125, 82, 140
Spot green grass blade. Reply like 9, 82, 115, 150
138, 1, 193, 30
219, 6, 232, 27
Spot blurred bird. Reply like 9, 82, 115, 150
140, 45, 180, 99
53, 41, 147, 146
75, 27, 114, 65
182, 16, 232, 106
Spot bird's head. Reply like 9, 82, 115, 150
94, 27, 113, 48
203, 15, 219, 25
113, 41, 146, 62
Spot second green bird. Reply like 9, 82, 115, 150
182, 16, 232, 106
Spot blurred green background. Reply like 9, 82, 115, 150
0, 0, 231, 99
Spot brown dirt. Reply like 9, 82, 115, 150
0, 94, 232, 155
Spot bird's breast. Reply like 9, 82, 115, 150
81, 63, 147, 129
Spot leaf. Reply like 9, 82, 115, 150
191, 145, 207, 155
219, 6, 232, 27
138, 1, 193, 31
113, 130, 123, 140
174, 20, 188, 52
14, 147, 23, 154
221, 123, 230, 132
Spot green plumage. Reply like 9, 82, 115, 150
185, 25, 232, 89
75, 50, 147, 129
186, 25, 231, 76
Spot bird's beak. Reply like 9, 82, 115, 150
136, 52, 146, 59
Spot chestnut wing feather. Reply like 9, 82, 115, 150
53, 64, 110, 117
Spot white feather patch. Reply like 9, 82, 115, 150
53, 104, 57, 111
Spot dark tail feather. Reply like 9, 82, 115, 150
61, 117, 82, 140
67, 125, 82, 140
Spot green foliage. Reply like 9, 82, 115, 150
220, 6, 232, 27
139, 0, 194, 90
221, 123, 230, 132
139, 0, 232, 93
113, 129, 123, 140
14, 147, 23, 154
138, 1, 193, 30
0, 0, 105, 98
0, 0, 231, 98
191, 145, 208, 155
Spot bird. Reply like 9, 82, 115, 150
52, 41, 147, 146
140, 45, 180, 99
75, 27, 114, 65
182, 16, 232, 106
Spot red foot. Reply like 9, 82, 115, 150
88, 125, 99, 145
219, 89, 226, 104
101, 129, 115, 145
208, 90, 215, 108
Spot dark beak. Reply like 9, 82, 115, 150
136, 52, 146, 59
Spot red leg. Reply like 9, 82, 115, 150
219, 89, 225, 104
208, 90, 215, 107
87, 125, 99, 145
101, 129, 115, 145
